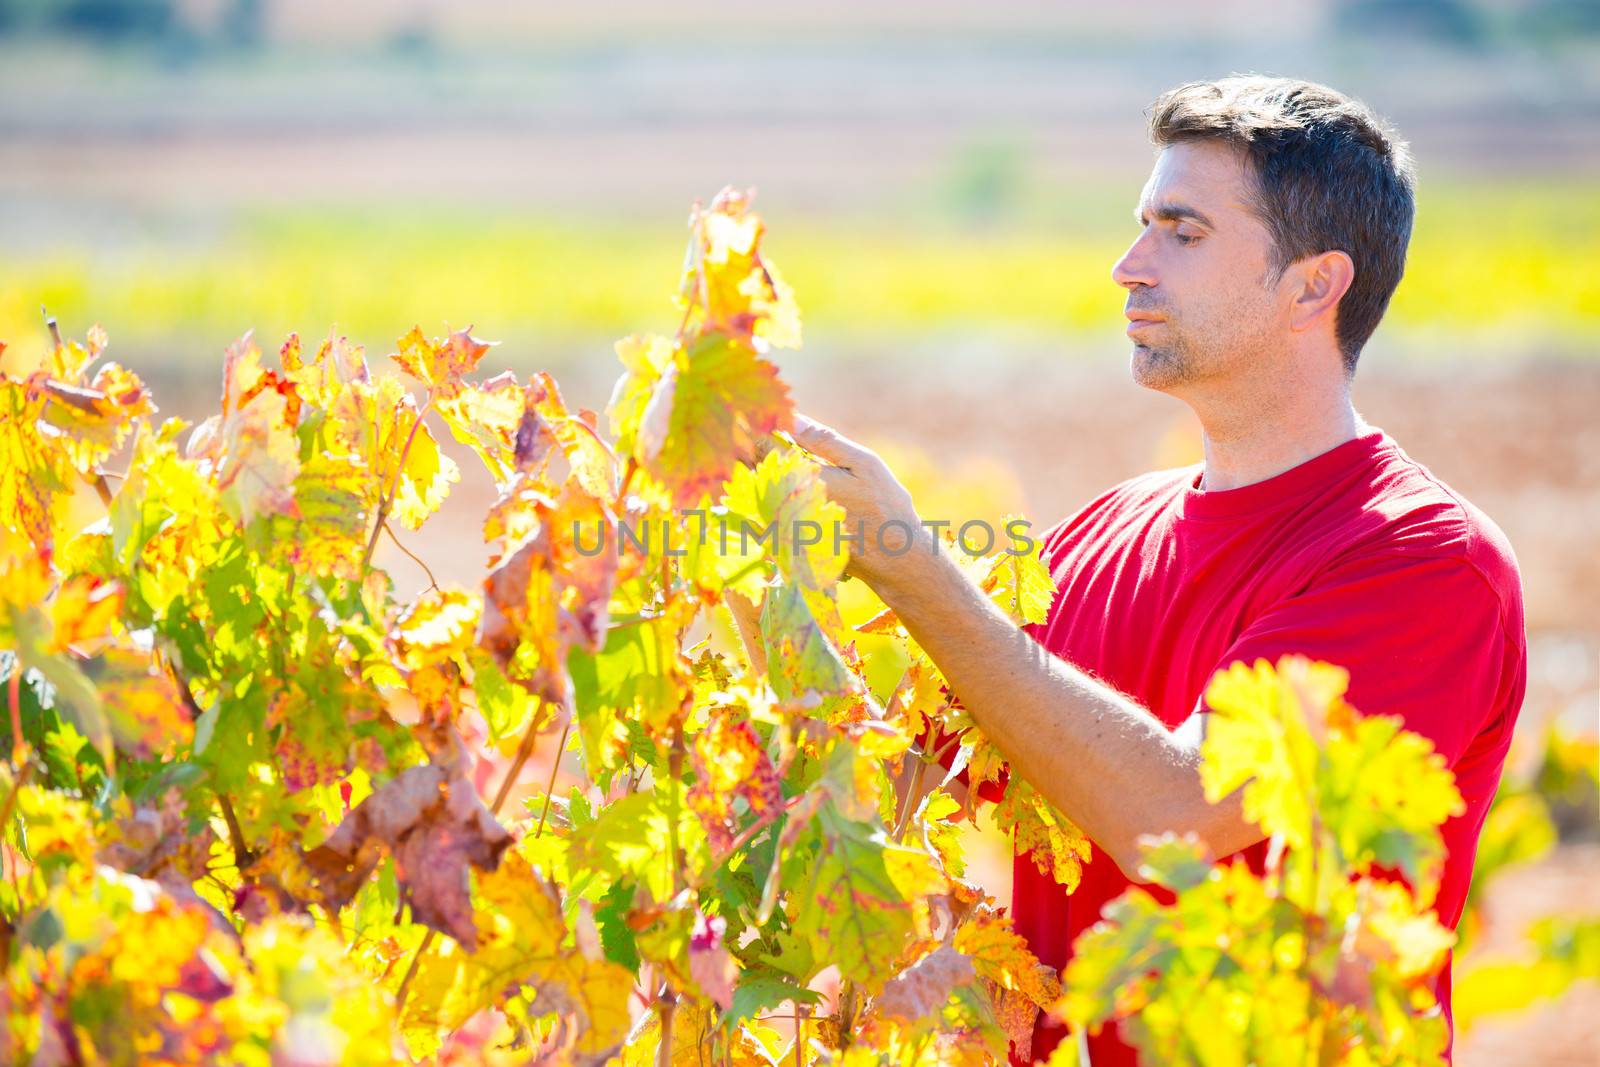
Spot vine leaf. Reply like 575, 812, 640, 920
403, 851, 633, 1064
392, 324, 495, 391
610, 334, 792, 508
302, 745, 512, 950
991, 778, 1092, 892
790, 800, 943, 995
686, 707, 782, 854
872, 945, 977, 1023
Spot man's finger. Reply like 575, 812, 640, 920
815, 463, 854, 497
792, 412, 866, 468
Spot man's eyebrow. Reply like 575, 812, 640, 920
1134, 201, 1217, 229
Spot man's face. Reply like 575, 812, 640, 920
1111, 140, 1291, 395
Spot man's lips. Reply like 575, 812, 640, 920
1125, 312, 1166, 335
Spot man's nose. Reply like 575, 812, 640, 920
1111, 232, 1158, 291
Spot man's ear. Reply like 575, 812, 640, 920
1288, 249, 1356, 335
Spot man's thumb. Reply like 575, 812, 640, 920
791, 412, 858, 468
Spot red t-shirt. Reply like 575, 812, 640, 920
976, 428, 1526, 1065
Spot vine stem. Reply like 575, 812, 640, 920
383, 521, 439, 591
392, 933, 433, 1014
0, 749, 35, 896
7, 665, 23, 770
530, 719, 571, 840
160, 656, 254, 872
725, 589, 767, 677
647, 725, 689, 1067
618, 457, 639, 501
891, 757, 927, 843
656, 990, 677, 1067
701, 793, 807, 881
489, 699, 546, 816
218, 794, 254, 870
0, 760, 32, 833
667, 726, 686, 881
360, 397, 433, 573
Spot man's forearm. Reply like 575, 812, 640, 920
869, 540, 1256, 875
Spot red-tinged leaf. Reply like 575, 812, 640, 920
173, 954, 234, 1003
687, 708, 782, 854
524, 371, 618, 503
82, 647, 194, 760
392, 588, 483, 673
392, 324, 496, 390
302, 747, 512, 950
36, 362, 155, 472
873, 945, 977, 1023
992, 777, 1092, 892
47, 322, 106, 382
324, 371, 457, 530
607, 331, 792, 508
688, 911, 738, 1011
480, 477, 618, 703
683, 187, 802, 349
0, 378, 70, 554
657, 335, 792, 507
217, 331, 267, 421
953, 908, 1063, 1011
280, 330, 370, 407
213, 385, 302, 526
434, 369, 525, 484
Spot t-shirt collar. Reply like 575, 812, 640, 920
1175, 428, 1392, 522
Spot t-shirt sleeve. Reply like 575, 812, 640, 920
1207, 550, 1518, 768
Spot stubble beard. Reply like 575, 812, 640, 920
1129, 332, 1195, 392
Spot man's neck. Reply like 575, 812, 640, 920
1193, 378, 1366, 493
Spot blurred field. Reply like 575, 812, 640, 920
3, 181, 1598, 373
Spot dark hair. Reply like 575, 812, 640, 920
1148, 75, 1416, 373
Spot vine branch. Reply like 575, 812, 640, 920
360, 397, 433, 572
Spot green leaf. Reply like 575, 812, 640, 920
790, 801, 938, 994
724, 971, 819, 1030
568, 789, 709, 903
468, 649, 539, 744
722, 448, 847, 592
594, 879, 642, 972
759, 582, 853, 703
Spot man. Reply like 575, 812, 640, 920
790, 76, 1526, 1064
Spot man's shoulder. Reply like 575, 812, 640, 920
1335, 438, 1525, 637
1356, 441, 1521, 579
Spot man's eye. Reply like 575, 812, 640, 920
1175, 232, 1201, 246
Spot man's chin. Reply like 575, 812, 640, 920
1129, 343, 1189, 392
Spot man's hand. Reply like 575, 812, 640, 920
779, 412, 928, 588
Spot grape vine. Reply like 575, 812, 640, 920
1, 188, 1458, 1066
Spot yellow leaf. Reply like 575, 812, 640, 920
391, 325, 496, 390
391, 588, 482, 672
991, 778, 1091, 892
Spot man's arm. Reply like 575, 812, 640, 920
873, 537, 1262, 878
784, 414, 1262, 878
